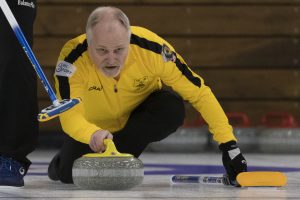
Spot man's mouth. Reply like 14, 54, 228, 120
104, 66, 119, 70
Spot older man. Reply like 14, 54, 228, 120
48, 6, 247, 185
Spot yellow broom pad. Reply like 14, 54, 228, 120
237, 171, 287, 187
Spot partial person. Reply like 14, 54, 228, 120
48, 6, 247, 185
0, 0, 38, 187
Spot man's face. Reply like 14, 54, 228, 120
88, 22, 130, 79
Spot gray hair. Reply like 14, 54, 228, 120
86, 6, 131, 44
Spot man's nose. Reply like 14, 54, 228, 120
106, 52, 116, 64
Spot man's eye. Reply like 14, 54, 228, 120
97, 49, 106, 53
115, 48, 123, 53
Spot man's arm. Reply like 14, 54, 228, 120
53, 38, 102, 144
149, 34, 247, 184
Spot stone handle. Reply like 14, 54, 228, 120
83, 139, 132, 158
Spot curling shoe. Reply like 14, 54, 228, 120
0, 155, 25, 187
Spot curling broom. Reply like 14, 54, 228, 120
171, 171, 287, 187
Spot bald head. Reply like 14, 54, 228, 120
86, 7, 131, 44
86, 7, 131, 79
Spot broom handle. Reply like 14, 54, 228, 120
171, 175, 230, 185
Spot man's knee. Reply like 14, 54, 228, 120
142, 91, 185, 137
151, 91, 185, 126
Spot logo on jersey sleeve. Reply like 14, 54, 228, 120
161, 44, 176, 63
55, 61, 76, 77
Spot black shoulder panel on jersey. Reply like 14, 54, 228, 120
130, 34, 201, 87
130, 33, 162, 54
57, 39, 88, 99
64, 39, 88, 63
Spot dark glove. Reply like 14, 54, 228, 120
219, 140, 247, 186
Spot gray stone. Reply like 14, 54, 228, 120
72, 156, 144, 190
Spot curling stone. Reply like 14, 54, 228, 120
258, 112, 300, 153
149, 117, 209, 153
72, 139, 144, 190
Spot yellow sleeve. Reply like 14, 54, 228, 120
54, 39, 101, 144
151, 36, 236, 144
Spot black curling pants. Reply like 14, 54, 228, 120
0, 0, 38, 171
48, 90, 185, 183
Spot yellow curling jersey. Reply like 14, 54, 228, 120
54, 26, 236, 144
